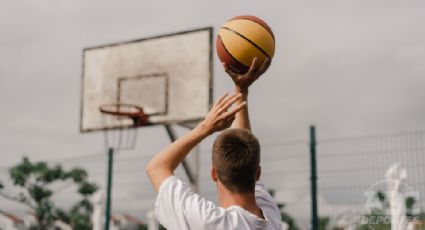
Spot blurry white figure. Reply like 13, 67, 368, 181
385, 163, 407, 230
91, 191, 104, 230
148, 210, 158, 230
281, 221, 288, 230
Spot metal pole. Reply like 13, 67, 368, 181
189, 146, 200, 193
309, 126, 318, 230
164, 125, 196, 185
104, 148, 114, 230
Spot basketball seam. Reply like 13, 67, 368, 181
222, 27, 271, 59
217, 35, 249, 71
231, 18, 275, 41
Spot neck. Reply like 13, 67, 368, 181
217, 183, 264, 219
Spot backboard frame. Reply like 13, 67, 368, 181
118, 73, 169, 117
80, 27, 213, 133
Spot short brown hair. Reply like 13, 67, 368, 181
212, 128, 260, 193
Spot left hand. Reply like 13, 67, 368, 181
200, 93, 247, 135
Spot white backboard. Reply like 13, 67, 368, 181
80, 28, 213, 132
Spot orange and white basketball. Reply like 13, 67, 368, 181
217, 15, 275, 74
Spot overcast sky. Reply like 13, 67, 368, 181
1, 0, 425, 225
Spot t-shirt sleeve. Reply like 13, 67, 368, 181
255, 180, 281, 216
154, 176, 224, 230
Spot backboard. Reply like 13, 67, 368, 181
80, 27, 213, 132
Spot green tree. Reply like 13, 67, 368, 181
0, 157, 98, 229
319, 216, 330, 230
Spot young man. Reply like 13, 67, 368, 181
146, 57, 282, 230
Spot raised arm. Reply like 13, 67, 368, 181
223, 57, 271, 132
146, 93, 246, 192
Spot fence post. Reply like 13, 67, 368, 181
310, 126, 318, 229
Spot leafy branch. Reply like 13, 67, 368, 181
0, 157, 98, 229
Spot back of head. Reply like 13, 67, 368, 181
212, 128, 260, 193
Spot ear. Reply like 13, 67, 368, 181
211, 165, 218, 182
256, 166, 261, 181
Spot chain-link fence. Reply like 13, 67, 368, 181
2, 129, 424, 229
199, 130, 425, 229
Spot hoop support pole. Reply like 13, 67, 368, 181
104, 148, 114, 230
164, 125, 196, 185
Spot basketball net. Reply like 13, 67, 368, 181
100, 113, 138, 152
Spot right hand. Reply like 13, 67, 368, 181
199, 93, 247, 135
223, 57, 271, 92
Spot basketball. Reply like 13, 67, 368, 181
217, 15, 275, 74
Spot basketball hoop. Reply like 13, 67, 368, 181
99, 103, 149, 151
81, 28, 213, 229
99, 103, 149, 127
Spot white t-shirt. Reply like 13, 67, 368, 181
155, 176, 282, 230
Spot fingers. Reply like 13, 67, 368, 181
223, 101, 247, 118
216, 93, 243, 115
246, 57, 258, 74
223, 62, 238, 78
214, 92, 229, 108
224, 57, 270, 78
206, 93, 246, 133
258, 57, 271, 75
